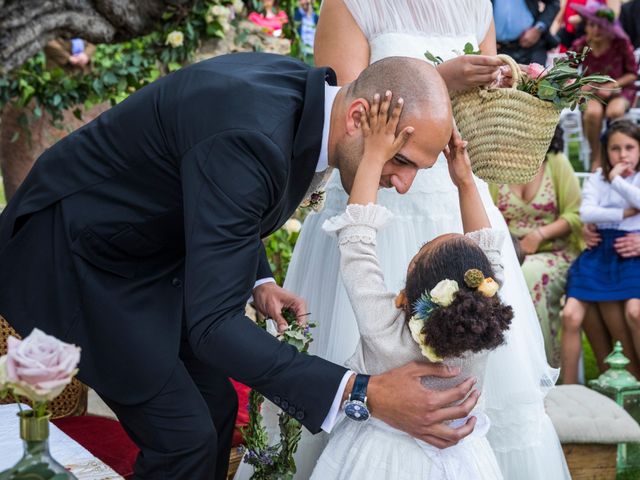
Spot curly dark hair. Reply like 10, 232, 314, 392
404, 236, 513, 359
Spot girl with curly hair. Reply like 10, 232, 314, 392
311, 92, 513, 479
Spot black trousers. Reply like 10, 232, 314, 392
99, 330, 239, 480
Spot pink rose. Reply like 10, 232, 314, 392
4, 328, 81, 402
527, 63, 547, 79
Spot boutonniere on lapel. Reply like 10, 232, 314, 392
300, 190, 325, 212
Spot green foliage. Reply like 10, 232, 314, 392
0, 1, 239, 123
463, 42, 481, 55
424, 42, 478, 65
264, 227, 300, 285
240, 307, 314, 479
518, 48, 613, 111
424, 50, 443, 66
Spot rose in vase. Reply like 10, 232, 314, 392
3, 329, 80, 406
0, 328, 81, 480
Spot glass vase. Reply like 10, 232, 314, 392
0, 411, 78, 479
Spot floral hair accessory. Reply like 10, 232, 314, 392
407, 279, 459, 362
464, 269, 484, 288
429, 279, 459, 307
464, 269, 499, 298
478, 277, 500, 298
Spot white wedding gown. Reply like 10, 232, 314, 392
236, 1, 570, 479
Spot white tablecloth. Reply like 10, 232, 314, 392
0, 403, 123, 479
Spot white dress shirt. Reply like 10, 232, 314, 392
580, 169, 640, 231
253, 83, 352, 432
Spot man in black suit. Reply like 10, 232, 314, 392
0, 53, 478, 479
492, 0, 560, 65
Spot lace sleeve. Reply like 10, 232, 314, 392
465, 228, 506, 286
322, 204, 401, 336
322, 203, 393, 244
343, 0, 495, 41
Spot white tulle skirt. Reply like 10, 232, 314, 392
311, 414, 501, 480
235, 158, 570, 480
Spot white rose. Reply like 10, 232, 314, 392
408, 317, 443, 362
211, 5, 229, 17
408, 316, 424, 346
165, 31, 184, 48
283, 219, 302, 235
429, 279, 459, 307
232, 0, 245, 13
420, 344, 443, 363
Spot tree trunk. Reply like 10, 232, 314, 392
0, 0, 196, 74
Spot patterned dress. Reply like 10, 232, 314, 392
495, 163, 579, 367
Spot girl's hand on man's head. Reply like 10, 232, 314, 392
443, 126, 473, 189
360, 90, 414, 167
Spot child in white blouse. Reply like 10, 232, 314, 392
311, 92, 513, 479
562, 120, 640, 383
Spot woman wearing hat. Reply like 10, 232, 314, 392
570, 1, 638, 170
551, 0, 620, 52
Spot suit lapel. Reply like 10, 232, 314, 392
263, 66, 337, 235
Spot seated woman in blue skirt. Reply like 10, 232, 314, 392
562, 120, 640, 382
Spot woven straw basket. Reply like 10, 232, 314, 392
451, 54, 560, 184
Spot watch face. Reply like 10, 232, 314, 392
345, 400, 370, 421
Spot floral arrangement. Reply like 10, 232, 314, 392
240, 308, 314, 479
408, 269, 499, 363
0, 0, 242, 124
425, 46, 612, 111
299, 190, 325, 212
0, 328, 81, 479
516, 48, 612, 110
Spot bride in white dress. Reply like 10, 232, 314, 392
236, 1, 570, 479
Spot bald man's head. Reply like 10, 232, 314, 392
345, 57, 451, 120
328, 57, 453, 195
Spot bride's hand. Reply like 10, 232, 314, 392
443, 126, 474, 190
360, 90, 414, 167
436, 55, 504, 92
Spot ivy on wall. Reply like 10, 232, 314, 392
0, 0, 244, 124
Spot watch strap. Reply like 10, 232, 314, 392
350, 374, 370, 403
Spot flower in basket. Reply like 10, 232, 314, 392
427, 45, 615, 184
517, 48, 613, 110
0, 328, 81, 479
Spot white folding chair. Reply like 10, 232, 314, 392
560, 109, 591, 171
575, 171, 592, 186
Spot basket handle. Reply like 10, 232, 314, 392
496, 54, 521, 90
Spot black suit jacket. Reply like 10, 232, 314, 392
0, 53, 346, 433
